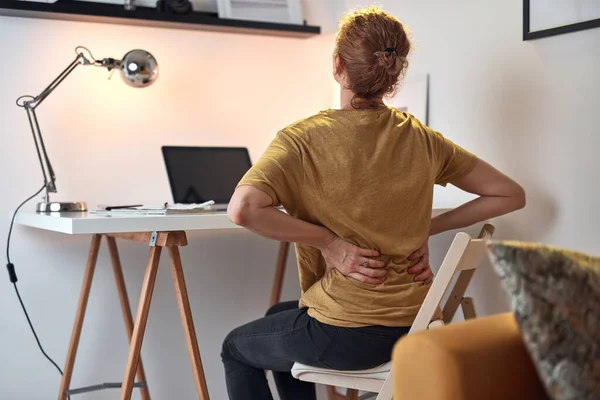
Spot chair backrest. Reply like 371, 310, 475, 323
441, 224, 495, 323
376, 224, 495, 400
408, 224, 494, 334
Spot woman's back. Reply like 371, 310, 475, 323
238, 106, 477, 327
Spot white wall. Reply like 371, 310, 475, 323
0, 3, 342, 398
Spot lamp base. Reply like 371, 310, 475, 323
36, 201, 87, 213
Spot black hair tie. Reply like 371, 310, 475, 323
384, 47, 396, 53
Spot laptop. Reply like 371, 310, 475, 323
162, 146, 252, 211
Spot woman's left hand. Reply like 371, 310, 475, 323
407, 240, 433, 285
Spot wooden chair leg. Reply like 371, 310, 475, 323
441, 269, 475, 324
327, 385, 343, 400
270, 241, 289, 307
120, 246, 162, 400
107, 236, 151, 400
58, 234, 101, 400
461, 297, 477, 320
326, 386, 359, 400
168, 246, 210, 400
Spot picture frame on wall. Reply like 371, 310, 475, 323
217, 0, 304, 25
523, 0, 600, 40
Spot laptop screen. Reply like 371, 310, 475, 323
162, 146, 252, 204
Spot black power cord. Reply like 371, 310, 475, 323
6, 186, 44, 278
7, 185, 70, 399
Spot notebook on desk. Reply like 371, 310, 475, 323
162, 146, 253, 211
90, 201, 217, 215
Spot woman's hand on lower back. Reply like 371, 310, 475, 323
319, 235, 387, 285
407, 240, 433, 285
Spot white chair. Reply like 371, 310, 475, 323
291, 224, 495, 400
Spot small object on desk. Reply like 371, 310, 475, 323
98, 204, 143, 211
166, 201, 215, 211
90, 201, 216, 215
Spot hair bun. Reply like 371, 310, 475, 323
374, 50, 405, 75
335, 6, 411, 104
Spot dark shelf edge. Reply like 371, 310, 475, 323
0, 0, 321, 38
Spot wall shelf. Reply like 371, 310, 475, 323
0, 0, 321, 38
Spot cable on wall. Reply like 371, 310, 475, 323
6, 185, 70, 400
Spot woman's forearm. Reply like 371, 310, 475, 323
430, 194, 525, 236
231, 204, 334, 250
229, 186, 335, 249
431, 159, 527, 236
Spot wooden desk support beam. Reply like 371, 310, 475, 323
58, 231, 209, 400
106, 231, 188, 247
58, 234, 101, 399
270, 241, 290, 307
169, 246, 210, 398
107, 236, 151, 400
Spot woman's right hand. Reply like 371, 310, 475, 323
319, 235, 387, 284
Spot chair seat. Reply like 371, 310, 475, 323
291, 362, 390, 393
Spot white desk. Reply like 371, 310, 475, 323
16, 210, 241, 234
16, 211, 291, 400
15, 208, 449, 400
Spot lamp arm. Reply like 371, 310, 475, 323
19, 52, 92, 198
30, 53, 90, 109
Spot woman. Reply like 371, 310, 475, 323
222, 7, 525, 400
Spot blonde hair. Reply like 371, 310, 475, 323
335, 7, 411, 108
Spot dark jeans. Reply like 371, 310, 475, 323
221, 301, 410, 400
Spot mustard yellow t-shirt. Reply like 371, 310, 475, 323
238, 106, 478, 327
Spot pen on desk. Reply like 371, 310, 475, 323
105, 204, 143, 211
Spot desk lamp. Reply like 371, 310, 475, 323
16, 46, 158, 213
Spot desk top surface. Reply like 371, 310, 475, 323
16, 208, 450, 235
15, 211, 240, 234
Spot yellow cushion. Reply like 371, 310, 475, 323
392, 313, 549, 400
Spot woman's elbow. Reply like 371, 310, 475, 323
228, 186, 272, 226
227, 193, 253, 226
227, 200, 250, 227
511, 185, 527, 211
